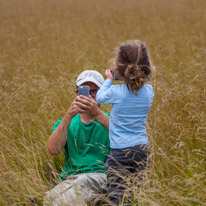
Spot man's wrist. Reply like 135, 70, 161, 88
95, 108, 103, 120
95, 110, 109, 130
95, 109, 107, 123
65, 112, 74, 121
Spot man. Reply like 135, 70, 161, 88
44, 70, 110, 206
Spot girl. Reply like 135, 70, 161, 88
96, 40, 154, 205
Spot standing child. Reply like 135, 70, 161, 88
96, 40, 154, 206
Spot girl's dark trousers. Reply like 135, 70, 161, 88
106, 144, 149, 206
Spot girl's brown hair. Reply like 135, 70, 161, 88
113, 40, 152, 95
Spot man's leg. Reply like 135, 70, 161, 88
44, 173, 107, 206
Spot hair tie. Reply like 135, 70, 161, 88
127, 64, 139, 70
134, 65, 139, 70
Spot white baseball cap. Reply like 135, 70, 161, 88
76, 70, 104, 88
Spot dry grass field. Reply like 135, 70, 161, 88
0, 0, 206, 205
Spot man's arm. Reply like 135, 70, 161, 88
47, 113, 72, 155
95, 109, 109, 130
47, 97, 85, 155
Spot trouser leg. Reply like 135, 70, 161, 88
44, 173, 107, 206
44, 177, 75, 206
106, 153, 133, 206
106, 144, 150, 206
107, 165, 129, 206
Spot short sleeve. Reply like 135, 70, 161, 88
52, 118, 63, 133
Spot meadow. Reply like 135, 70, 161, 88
0, 0, 206, 205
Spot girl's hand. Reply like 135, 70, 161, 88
105, 68, 113, 80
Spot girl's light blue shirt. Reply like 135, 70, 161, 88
96, 79, 154, 149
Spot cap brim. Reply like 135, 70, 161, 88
76, 77, 103, 88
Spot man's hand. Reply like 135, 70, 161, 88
67, 96, 86, 118
76, 95, 109, 130
76, 95, 101, 117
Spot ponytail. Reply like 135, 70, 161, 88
113, 40, 152, 95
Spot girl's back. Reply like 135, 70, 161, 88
97, 81, 154, 148
96, 39, 154, 206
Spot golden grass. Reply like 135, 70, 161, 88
0, 0, 206, 205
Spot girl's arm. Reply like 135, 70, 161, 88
96, 79, 115, 104
96, 79, 112, 104
96, 68, 117, 104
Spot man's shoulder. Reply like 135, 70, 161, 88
52, 118, 63, 133
52, 114, 80, 133
102, 111, 110, 116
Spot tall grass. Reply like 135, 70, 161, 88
0, 0, 206, 205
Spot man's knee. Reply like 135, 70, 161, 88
75, 173, 106, 192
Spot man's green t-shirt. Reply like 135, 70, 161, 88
52, 112, 110, 181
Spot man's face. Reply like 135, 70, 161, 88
77, 82, 99, 101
